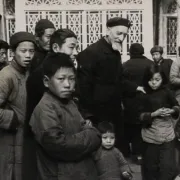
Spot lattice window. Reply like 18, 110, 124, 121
26, 11, 43, 33
107, 0, 142, 4
25, 0, 62, 5
127, 10, 143, 53
66, 11, 83, 51
45, 11, 62, 29
6, 18, 15, 42
167, 0, 177, 14
167, 17, 177, 55
25, 0, 143, 5
86, 11, 102, 46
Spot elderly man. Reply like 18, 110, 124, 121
77, 17, 144, 152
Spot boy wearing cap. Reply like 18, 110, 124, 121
0, 31, 36, 180
150, 45, 173, 84
30, 19, 55, 72
0, 40, 9, 70
77, 17, 145, 152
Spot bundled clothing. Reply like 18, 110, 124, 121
29, 91, 101, 180
0, 60, 29, 180
140, 87, 179, 180
156, 58, 173, 85
122, 55, 153, 156
170, 60, 180, 104
93, 147, 130, 180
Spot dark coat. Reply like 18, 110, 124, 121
0, 61, 28, 180
122, 55, 153, 124
157, 58, 173, 83
29, 91, 101, 180
22, 47, 48, 180
77, 37, 137, 124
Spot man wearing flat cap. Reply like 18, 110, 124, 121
77, 17, 145, 152
150, 45, 173, 84
0, 31, 36, 180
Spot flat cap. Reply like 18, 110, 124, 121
35, 19, 55, 34
106, 17, 131, 28
150, 45, 163, 54
10, 31, 36, 49
130, 43, 144, 55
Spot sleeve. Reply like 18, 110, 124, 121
167, 89, 180, 119
76, 50, 96, 119
114, 148, 130, 173
30, 103, 101, 161
170, 60, 180, 86
0, 71, 19, 130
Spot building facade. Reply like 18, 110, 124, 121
2, 0, 179, 61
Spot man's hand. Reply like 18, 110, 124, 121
136, 86, 146, 94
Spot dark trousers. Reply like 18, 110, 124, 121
124, 123, 143, 157
142, 141, 177, 180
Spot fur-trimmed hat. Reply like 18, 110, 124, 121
130, 43, 144, 55
106, 17, 131, 28
10, 31, 36, 49
150, 45, 163, 54
35, 19, 55, 34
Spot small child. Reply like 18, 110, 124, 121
139, 64, 180, 180
93, 121, 133, 180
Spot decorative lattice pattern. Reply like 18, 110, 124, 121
86, 11, 102, 46
107, 0, 142, 5
25, 0, 62, 5
126, 10, 143, 53
24, 9, 143, 52
25, 0, 143, 5
26, 11, 43, 33
167, 17, 177, 55
7, 18, 15, 41
167, 0, 177, 14
66, 11, 83, 51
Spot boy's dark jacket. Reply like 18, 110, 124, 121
29, 91, 101, 180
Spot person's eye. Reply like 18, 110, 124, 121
58, 78, 65, 81
20, 50, 26, 53
30, 50, 35, 53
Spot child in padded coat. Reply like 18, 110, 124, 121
139, 64, 180, 180
93, 121, 133, 180
29, 53, 101, 180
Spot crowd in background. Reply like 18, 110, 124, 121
0, 17, 180, 180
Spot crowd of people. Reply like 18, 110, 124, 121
0, 16, 180, 180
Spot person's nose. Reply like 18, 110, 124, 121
3, 53, 7, 59
106, 138, 111, 143
118, 34, 125, 42
72, 48, 78, 56
25, 51, 31, 58
64, 79, 70, 88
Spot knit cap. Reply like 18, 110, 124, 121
130, 43, 144, 55
35, 19, 55, 34
106, 17, 131, 28
10, 31, 36, 49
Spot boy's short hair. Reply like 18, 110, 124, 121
97, 121, 115, 134
43, 52, 76, 78
50, 29, 77, 51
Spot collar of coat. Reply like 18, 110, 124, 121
11, 60, 28, 74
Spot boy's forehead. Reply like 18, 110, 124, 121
55, 67, 75, 75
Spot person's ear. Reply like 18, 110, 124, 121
43, 75, 50, 88
106, 27, 110, 36
52, 43, 61, 53
11, 50, 15, 57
